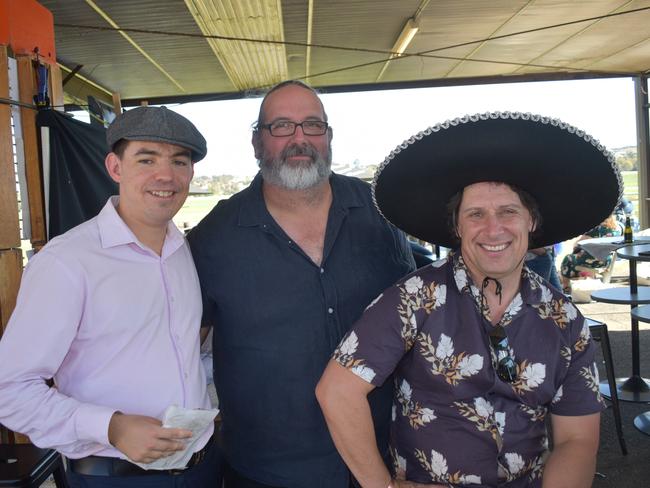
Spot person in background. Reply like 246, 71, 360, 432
409, 240, 436, 268
613, 196, 635, 231
188, 80, 415, 487
317, 112, 619, 487
560, 214, 621, 293
0, 107, 221, 487
526, 246, 562, 290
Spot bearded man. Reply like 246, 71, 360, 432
187, 80, 415, 488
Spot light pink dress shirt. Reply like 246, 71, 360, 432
0, 197, 212, 458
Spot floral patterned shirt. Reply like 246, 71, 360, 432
333, 252, 604, 487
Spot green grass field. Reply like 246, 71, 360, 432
622, 171, 638, 195
621, 171, 639, 217
173, 194, 224, 230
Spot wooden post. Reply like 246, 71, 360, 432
112, 92, 122, 115
0, 249, 22, 336
0, 44, 23, 336
0, 45, 21, 250
17, 54, 46, 249
636, 76, 650, 229
0, 3, 56, 447
49, 62, 64, 112
0, 46, 28, 445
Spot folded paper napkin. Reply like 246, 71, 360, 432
134, 405, 218, 470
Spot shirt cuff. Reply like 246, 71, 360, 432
74, 403, 118, 447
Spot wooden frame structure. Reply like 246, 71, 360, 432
0, 45, 53, 444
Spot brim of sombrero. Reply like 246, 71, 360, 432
372, 112, 622, 249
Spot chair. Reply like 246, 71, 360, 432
0, 443, 68, 487
586, 318, 627, 455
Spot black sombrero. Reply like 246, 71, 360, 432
372, 112, 622, 248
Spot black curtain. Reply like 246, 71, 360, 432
36, 110, 117, 239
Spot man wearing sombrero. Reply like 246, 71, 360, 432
317, 112, 621, 487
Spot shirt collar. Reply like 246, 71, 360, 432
97, 196, 185, 256
237, 171, 365, 228
450, 251, 545, 320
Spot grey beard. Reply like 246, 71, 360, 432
259, 144, 332, 190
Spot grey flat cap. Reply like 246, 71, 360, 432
106, 106, 207, 162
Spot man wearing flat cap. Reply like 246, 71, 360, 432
318, 113, 620, 487
0, 106, 222, 487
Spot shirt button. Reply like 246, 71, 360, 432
320, 268, 324, 274
328, 307, 334, 314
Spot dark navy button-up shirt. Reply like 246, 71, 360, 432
188, 173, 415, 487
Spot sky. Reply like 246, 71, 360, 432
167, 77, 638, 178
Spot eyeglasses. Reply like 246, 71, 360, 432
488, 325, 517, 383
258, 120, 329, 137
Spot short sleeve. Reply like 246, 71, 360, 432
550, 316, 606, 416
333, 271, 448, 387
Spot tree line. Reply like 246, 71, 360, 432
193, 175, 253, 196
191, 146, 639, 195
614, 146, 637, 171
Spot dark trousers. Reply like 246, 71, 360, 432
223, 461, 359, 488
66, 439, 223, 488
223, 462, 282, 488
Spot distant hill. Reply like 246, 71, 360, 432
332, 159, 378, 181
192, 174, 253, 195
189, 183, 211, 195
611, 145, 637, 171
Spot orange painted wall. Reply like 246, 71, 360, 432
0, 0, 55, 64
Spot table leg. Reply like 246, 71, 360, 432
629, 258, 637, 295
631, 315, 642, 378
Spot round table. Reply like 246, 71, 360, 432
590, 287, 650, 403
578, 236, 650, 262
628, 303, 650, 435
591, 243, 650, 435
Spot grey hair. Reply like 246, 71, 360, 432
253, 80, 328, 131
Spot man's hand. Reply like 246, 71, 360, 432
108, 412, 192, 463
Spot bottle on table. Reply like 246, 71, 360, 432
624, 215, 633, 243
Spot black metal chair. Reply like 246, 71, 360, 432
0, 443, 67, 487
586, 318, 628, 455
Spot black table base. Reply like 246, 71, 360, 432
600, 376, 650, 403
633, 412, 650, 435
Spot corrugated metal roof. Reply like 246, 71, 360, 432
37, 0, 650, 104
